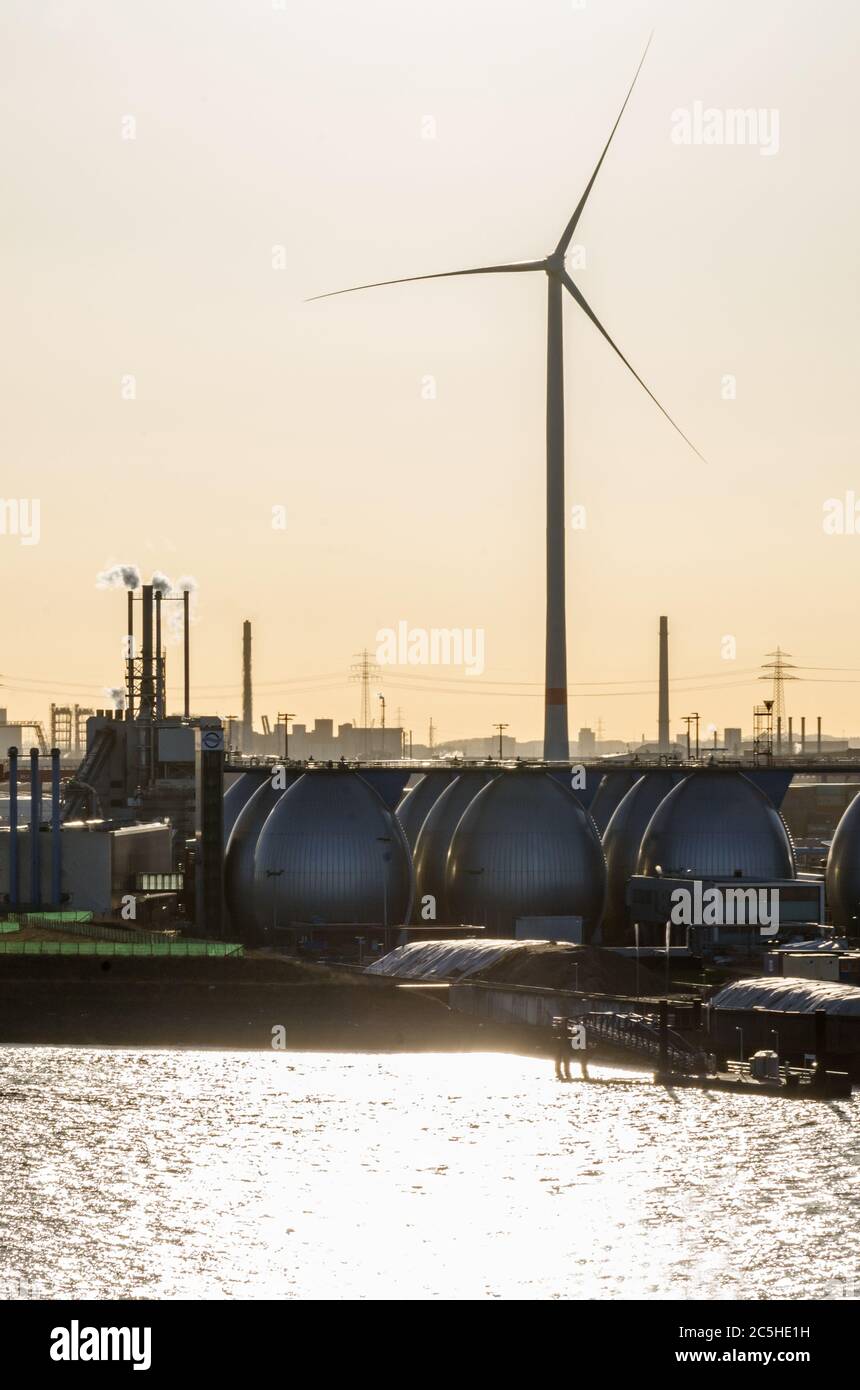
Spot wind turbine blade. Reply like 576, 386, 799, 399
561, 270, 706, 462
307, 260, 545, 302
555, 32, 653, 254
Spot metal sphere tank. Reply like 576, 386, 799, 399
601, 772, 679, 942
253, 768, 413, 934
223, 772, 261, 846
412, 769, 497, 922
396, 770, 456, 851
224, 771, 302, 938
636, 770, 795, 880
825, 791, 860, 929
445, 769, 606, 937
588, 771, 641, 834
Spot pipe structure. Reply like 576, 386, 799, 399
127, 589, 135, 720
30, 747, 41, 907
658, 616, 670, 755
140, 583, 154, 718
776, 716, 782, 753
8, 746, 18, 908
801, 715, 806, 753
50, 747, 61, 906
817, 716, 822, 755
183, 589, 190, 718
155, 589, 164, 719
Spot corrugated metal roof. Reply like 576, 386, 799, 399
367, 938, 529, 980
774, 937, 851, 952
711, 975, 860, 1016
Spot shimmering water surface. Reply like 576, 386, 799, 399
1, 1047, 857, 1300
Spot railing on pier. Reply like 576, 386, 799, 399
555, 1010, 710, 1076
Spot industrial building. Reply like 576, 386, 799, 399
5, 583, 860, 970
0, 581, 224, 936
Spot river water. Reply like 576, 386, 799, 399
0, 1047, 857, 1300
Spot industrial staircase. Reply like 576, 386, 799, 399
62, 725, 115, 821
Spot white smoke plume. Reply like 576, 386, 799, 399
105, 687, 126, 711
151, 571, 173, 596
97, 566, 198, 644
163, 574, 199, 641
96, 563, 141, 590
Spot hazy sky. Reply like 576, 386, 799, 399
2, 0, 859, 745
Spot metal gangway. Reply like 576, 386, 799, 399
555, 1009, 711, 1076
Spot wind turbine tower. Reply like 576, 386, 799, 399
311, 36, 704, 760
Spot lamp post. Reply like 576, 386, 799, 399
378, 694, 386, 759
278, 713, 294, 762
735, 1025, 744, 1065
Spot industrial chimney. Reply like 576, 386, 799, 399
658, 616, 670, 755
139, 584, 155, 719
242, 620, 252, 753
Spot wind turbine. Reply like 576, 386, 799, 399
309, 34, 704, 760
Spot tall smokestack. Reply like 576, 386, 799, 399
658, 616, 670, 755
242, 620, 253, 753
140, 584, 154, 718
183, 589, 190, 719
126, 589, 135, 720
155, 589, 164, 719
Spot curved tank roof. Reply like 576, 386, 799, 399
253, 768, 413, 933
825, 791, 860, 929
601, 771, 680, 942
446, 770, 606, 937
396, 770, 457, 851
367, 938, 525, 980
636, 770, 796, 880
711, 976, 860, 1016
412, 769, 497, 922
588, 771, 641, 834
224, 771, 302, 938
223, 772, 262, 846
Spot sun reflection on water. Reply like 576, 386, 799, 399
1, 1047, 857, 1300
